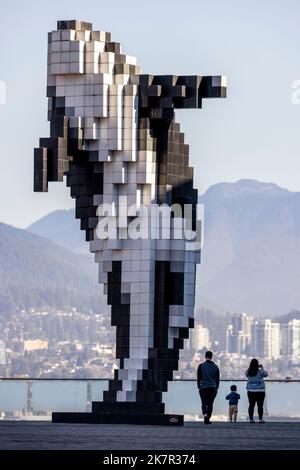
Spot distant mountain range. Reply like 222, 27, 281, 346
197, 180, 300, 316
3, 178, 298, 319
0, 222, 103, 317
17, 179, 300, 317
28, 209, 88, 254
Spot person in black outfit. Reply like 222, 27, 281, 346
197, 351, 220, 424
246, 358, 268, 423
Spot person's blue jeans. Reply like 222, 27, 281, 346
199, 387, 218, 419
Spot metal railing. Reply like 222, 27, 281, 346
0, 378, 300, 421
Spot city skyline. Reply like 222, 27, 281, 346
2, 306, 300, 383
225, 313, 300, 361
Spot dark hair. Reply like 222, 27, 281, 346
247, 358, 259, 377
230, 385, 237, 391
205, 351, 213, 359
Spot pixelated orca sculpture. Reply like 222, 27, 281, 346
34, 20, 226, 425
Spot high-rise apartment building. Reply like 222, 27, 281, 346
251, 319, 281, 359
0, 340, 6, 365
281, 319, 300, 359
193, 324, 211, 351
226, 313, 253, 354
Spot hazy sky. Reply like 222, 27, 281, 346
1, 0, 300, 227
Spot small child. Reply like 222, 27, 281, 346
226, 385, 240, 422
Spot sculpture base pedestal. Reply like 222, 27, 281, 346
52, 412, 183, 426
